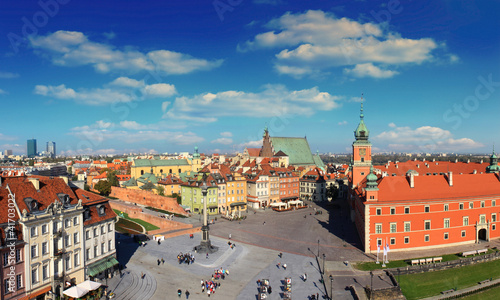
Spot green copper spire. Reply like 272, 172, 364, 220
366, 165, 379, 190
486, 145, 499, 173
354, 95, 369, 141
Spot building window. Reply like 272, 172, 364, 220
41, 224, 48, 234
101, 242, 106, 254
404, 207, 410, 214
3, 253, 8, 266
469, 202, 473, 209
65, 256, 71, 271
42, 265, 49, 280
31, 245, 38, 258
16, 249, 21, 262
377, 239, 382, 246
108, 240, 112, 251
86, 230, 90, 240
459, 203, 464, 210
390, 223, 397, 233
444, 232, 449, 240
94, 245, 98, 258
461, 230, 466, 237
480, 215, 486, 224
93, 228, 98, 237
493, 224, 497, 230
376, 208, 381, 215
74, 232, 79, 244
31, 267, 38, 284
444, 204, 449, 212
42, 242, 48, 255
16, 274, 22, 289
390, 208, 396, 215
65, 235, 71, 247
492, 213, 497, 222
404, 222, 411, 232
481, 201, 485, 208
74, 252, 80, 267
4, 279, 9, 294
65, 219, 71, 228
375, 224, 382, 234
424, 220, 431, 230
493, 200, 496, 207
73, 216, 79, 225
404, 237, 409, 244
390, 238, 395, 245
424, 235, 430, 242
463, 216, 469, 226
424, 206, 430, 213
86, 248, 91, 260
101, 225, 105, 235
30, 226, 37, 237
444, 219, 450, 229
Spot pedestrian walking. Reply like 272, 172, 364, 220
162, 258, 165, 264
141, 272, 144, 279
268, 286, 272, 294
185, 290, 190, 299
229, 233, 231, 239
283, 263, 287, 270
206, 253, 209, 259
157, 259, 161, 265
177, 289, 182, 297
277, 262, 281, 269
303, 273, 307, 281
279, 252, 283, 258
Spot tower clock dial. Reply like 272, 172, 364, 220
359, 148, 366, 156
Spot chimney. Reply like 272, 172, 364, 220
480, 159, 483, 164
409, 173, 415, 188
467, 159, 470, 164
433, 158, 435, 162
59, 176, 69, 185
28, 177, 40, 190
395, 164, 398, 169
448, 171, 453, 187
473, 169, 477, 174
416, 164, 420, 168
455, 159, 458, 163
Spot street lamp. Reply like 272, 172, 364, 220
329, 274, 333, 300
322, 254, 326, 275
317, 239, 320, 257
370, 271, 373, 300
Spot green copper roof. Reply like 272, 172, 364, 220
270, 137, 315, 165
354, 101, 369, 141
313, 155, 326, 170
122, 177, 137, 187
137, 173, 158, 184
366, 166, 379, 190
134, 159, 189, 167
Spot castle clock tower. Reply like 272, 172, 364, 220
351, 99, 372, 187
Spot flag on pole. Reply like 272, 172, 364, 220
377, 244, 380, 254
386, 243, 390, 253
383, 244, 387, 256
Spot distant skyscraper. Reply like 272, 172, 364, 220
46, 141, 56, 158
27, 139, 37, 158
4, 150, 12, 156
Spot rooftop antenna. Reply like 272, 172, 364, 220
360, 93, 364, 120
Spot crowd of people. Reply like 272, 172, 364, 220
177, 252, 195, 265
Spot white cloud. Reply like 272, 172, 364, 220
343, 63, 399, 79
0, 71, 19, 79
375, 124, 484, 152
338, 121, 347, 126
236, 140, 262, 150
220, 132, 233, 137
34, 77, 176, 105
69, 120, 203, 145
211, 138, 233, 145
0, 144, 24, 155
162, 84, 342, 122
239, 10, 452, 79
29, 30, 223, 75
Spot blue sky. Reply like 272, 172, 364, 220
0, 0, 499, 156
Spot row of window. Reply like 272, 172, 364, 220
280, 190, 298, 195
3, 275, 22, 294
30, 217, 80, 237
31, 252, 81, 286
375, 215, 497, 234
377, 229, 475, 247
2, 249, 22, 266
86, 223, 113, 240
86, 240, 114, 261
376, 200, 497, 216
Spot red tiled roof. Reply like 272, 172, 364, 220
246, 148, 261, 157
375, 173, 500, 202
374, 160, 491, 176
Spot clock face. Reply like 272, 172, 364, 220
359, 148, 366, 156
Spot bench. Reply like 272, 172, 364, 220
411, 259, 419, 265
433, 257, 442, 263
478, 279, 490, 285
462, 250, 476, 257
425, 258, 433, 264
441, 289, 454, 294
419, 259, 426, 264
477, 249, 488, 255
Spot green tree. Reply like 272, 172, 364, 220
156, 185, 165, 196
141, 181, 156, 191
107, 171, 119, 187
95, 180, 112, 196
171, 193, 182, 204
68, 166, 72, 174
84, 184, 90, 191
71, 175, 78, 181
28, 160, 34, 166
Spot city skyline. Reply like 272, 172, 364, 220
1, 1, 499, 156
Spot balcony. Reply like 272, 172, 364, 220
54, 249, 65, 257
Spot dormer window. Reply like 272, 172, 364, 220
97, 205, 106, 216
57, 193, 71, 206
83, 208, 91, 221
24, 197, 38, 212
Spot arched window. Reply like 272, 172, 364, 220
160, 169, 163, 174
141, 170, 144, 175
178, 169, 181, 173
169, 169, 172, 174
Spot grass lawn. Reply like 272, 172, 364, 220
461, 285, 500, 300
113, 209, 160, 232
115, 218, 143, 234
354, 249, 496, 271
399, 259, 500, 300
145, 206, 187, 218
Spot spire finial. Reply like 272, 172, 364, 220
360, 93, 364, 120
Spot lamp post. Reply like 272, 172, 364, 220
322, 254, 326, 275
370, 271, 373, 300
194, 181, 218, 253
317, 239, 320, 257
329, 274, 333, 300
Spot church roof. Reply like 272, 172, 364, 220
270, 137, 315, 166
134, 159, 189, 167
